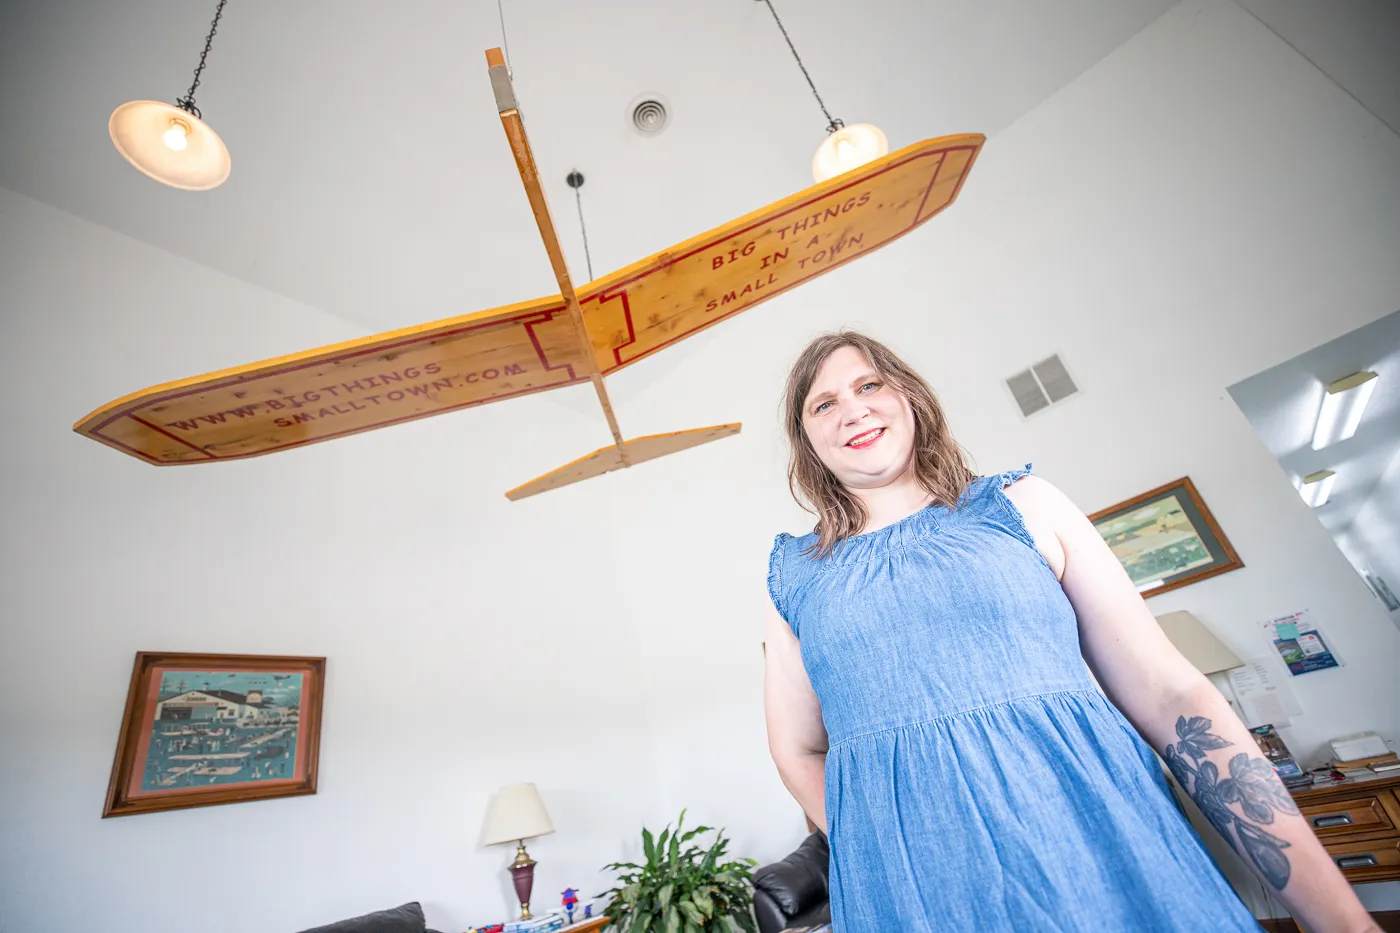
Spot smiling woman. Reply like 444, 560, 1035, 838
760, 331, 1380, 932
780, 331, 974, 557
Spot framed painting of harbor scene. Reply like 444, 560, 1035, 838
1088, 477, 1243, 598
103, 652, 325, 818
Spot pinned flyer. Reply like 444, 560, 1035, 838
1261, 610, 1340, 676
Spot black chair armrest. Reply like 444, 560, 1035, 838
753, 886, 790, 933
752, 832, 830, 921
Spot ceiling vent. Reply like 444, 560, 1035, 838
1006, 354, 1079, 417
629, 95, 669, 136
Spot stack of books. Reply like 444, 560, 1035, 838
1335, 753, 1400, 780
503, 917, 567, 933
1276, 760, 1313, 791
470, 906, 604, 933
1251, 725, 1311, 790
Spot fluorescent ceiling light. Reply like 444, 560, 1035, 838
1299, 469, 1337, 508
1312, 371, 1378, 450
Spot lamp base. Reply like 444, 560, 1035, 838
509, 841, 537, 920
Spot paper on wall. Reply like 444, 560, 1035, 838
1260, 610, 1341, 676
1227, 659, 1303, 728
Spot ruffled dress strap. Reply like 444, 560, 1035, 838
997, 461, 1034, 488
986, 462, 1042, 554
767, 532, 794, 626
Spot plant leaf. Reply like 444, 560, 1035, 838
643, 828, 657, 866
1230, 753, 1298, 823
1237, 821, 1292, 891
678, 901, 705, 926
658, 883, 674, 911
656, 827, 671, 862
664, 907, 681, 933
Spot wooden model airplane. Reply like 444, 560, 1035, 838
74, 49, 984, 500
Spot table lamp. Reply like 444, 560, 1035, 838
1155, 610, 1243, 675
482, 782, 556, 920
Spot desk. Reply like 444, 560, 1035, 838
1290, 771, 1400, 883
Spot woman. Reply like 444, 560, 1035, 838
763, 331, 1378, 932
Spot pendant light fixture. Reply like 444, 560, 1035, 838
757, 0, 889, 183
109, 0, 232, 191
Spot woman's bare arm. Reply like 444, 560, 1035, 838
1007, 476, 1379, 933
763, 599, 829, 831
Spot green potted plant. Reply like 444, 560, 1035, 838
600, 810, 757, 933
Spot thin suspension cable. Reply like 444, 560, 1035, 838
573, 184, 594, 281
759, 0, 842, 133
176, 0, 228, 119
496, 0, 513, 76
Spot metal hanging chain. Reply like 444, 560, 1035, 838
566, 171, 594, 281
758, 0, 843, 134
175, 0, 229, 119
496, 0, 513, 76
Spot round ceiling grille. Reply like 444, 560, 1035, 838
630, 98, 668, 135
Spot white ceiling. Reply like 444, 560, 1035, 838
1233, 0, 1400, 137
1229, 310, 1400, 534
0, 0, 1182, 338
3, 0, 1394, 345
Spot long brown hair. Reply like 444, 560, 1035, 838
782, 331, 975, 557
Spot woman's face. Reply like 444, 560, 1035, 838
801, 345, 917, 491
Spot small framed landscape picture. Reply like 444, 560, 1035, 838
1089, 477, 1243, 598
103, 652, 325, 818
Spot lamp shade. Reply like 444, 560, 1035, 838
1155, 611, 1243, 675
812, 123, 889, 183
481, 783, 555, 846
109, 100, 231, 191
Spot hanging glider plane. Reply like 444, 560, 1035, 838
74, 49, 985, 500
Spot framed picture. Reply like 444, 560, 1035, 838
103, 652, 325, 818
1089, 477, 1243, 597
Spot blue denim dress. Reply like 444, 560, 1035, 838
768, 467, 1259, 931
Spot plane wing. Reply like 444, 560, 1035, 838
578, 133, 984, 375
73, 134, 983, 466
72, 295, 590, 464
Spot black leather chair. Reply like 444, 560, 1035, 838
753, 831, 831, 933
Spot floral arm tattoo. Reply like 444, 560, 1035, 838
1163, 715, 1299, 891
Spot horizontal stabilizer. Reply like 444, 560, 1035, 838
505, 423, 742, 501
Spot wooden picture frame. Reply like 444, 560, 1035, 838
1088, 477, 1243, 598
103, 652, 326, 818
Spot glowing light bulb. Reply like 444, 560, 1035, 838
813, 123, 889, 183
163, 120, 190, 151
109, 100, 231, 190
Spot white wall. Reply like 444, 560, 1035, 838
3, 0, 1400, 930
0, 187, 683, 933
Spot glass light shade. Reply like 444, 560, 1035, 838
1299, 469, 1337, 508
812, 123, 889, 183
1311, 371, 1378, 450
109, 100, 231, 191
